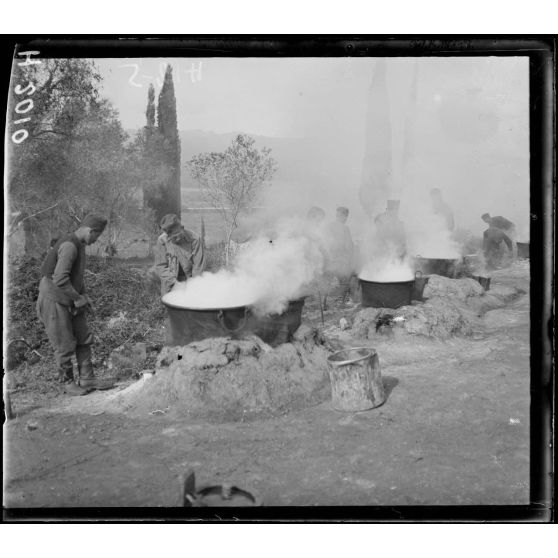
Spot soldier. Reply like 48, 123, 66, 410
326, 206, 355, 303
374, 200, 407, 261
37, 214, 114, 395
153, 213, 206, 296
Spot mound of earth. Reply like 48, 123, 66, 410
104, 325, 332, 421
423, 275, 485, 300
350, 275, 525, 341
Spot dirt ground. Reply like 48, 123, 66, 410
3, 263, 530, 510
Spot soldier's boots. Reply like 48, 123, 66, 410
78, 363, 116, 391
58, 367, 92, 396
79, 377, 116, 390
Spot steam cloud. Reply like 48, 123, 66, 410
163, 217, 326, 316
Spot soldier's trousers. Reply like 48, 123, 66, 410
36, 294, 94, 381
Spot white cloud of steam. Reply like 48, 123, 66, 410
359, 258, 415, 282
162, 217, 326, 316
402, 204, 461, 259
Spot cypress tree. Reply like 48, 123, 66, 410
156, 65, 181, 221
145, 83, 156, 130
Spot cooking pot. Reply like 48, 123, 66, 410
472, 275, 491, 290
516, 242, 529, 259
163, 299, 253, 346
359, 272, 421, 309
414, 256, 459, 278
249, 297, 306, 347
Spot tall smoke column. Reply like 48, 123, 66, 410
359, 59, 392, 219
400, 60, 419, 195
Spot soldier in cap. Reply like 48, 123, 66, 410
374, 200, 407, 260
37, 213, 114, 395
153, 213, 206, 296
325, 206, 355, 303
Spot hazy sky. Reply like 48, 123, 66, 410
96, 56, 529, 236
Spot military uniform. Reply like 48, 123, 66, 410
483, 226, 513, 269
153, 215, 206, 296
37, 233, 95, 385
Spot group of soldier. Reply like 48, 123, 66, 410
34, 189, 517, 396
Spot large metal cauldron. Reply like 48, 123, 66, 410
250, 297, 306, 347
359, 273, 419, 309
414, 256, 459, 278
517, 242, 529, 259
163, 301, 252, 346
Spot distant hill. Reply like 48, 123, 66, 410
127, 128, 363, 194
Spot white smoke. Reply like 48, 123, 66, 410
359, 257, 414, 282
163, 217, 326, 316
400, 198, 461, 259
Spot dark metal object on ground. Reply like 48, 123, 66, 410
472, 275, 491, 291
412, 271, 429, 301
414, 257, 459, 278
327, 347, 385, 412
516, 242, 529, 259
163, 301, 251, 346
359, 276, 416, 309
249, 297, 306, 347
181, 470, 261, 507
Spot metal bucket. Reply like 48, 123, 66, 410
411, 271, 428, 301
359, 274, 416, 309
415, 256, 459, 278
250, 297, 306, 347
517, 242, 529, 259
181, 470, 262, 507
327, 347, 385, 412
472, 275, 491, 290
163, 302, 251, 346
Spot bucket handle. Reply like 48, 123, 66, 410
218, 308, 248, 334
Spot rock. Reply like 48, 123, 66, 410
26, 421, 39, 431
352, 308, 381, 339
423, 275, 484, 301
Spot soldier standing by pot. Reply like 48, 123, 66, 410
481, 212, 517, 258
374, 199, 407, 261
326, 206, 355, 304
37, 214, 114, 396
153, 213, 206, 296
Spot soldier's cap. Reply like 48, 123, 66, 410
481, 213, 491, 220
81, 214, 108, 232
160, 214, 183, 234
387, 200, 400, 211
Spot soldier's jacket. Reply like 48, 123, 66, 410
154, 228, 205, 295
39, 233, 86, 306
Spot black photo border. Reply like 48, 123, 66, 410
1, 35, 555, 523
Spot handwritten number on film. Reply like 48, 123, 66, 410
121, 61, 203, 88
12, 51, 41, 144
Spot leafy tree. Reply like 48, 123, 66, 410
7, 57, 147, 257
187, 134, 277, 265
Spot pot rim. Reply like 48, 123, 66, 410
162, 295, 308, 312
162, 300, 254, 312
358, 277, 415, 285
414, 256, 460, 262
328, 346, 377, 366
